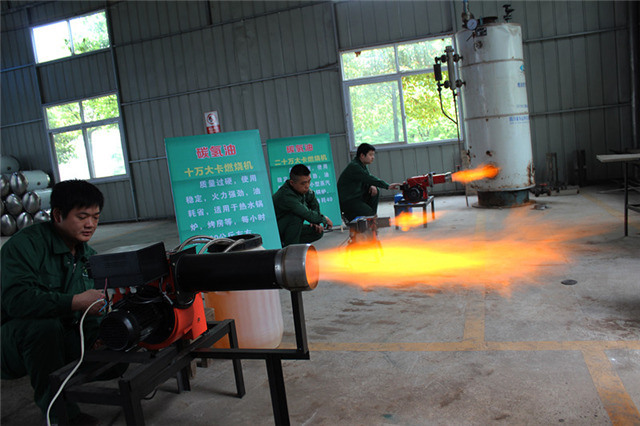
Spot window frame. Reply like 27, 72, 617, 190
30, 10, 110, 64
44, 92, 129, 183
340, 35, 459, 151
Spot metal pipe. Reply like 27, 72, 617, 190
629, 1, 639, 149
0, 118, 43, 130
529, 102, 632, 118
523, 26, 626, 44
119, 64, 339, 107
175, 244, 318, 293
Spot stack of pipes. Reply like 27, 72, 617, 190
1, 155, 52, 236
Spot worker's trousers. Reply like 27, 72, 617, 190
340, 191, 380, 222
1, 317, 100, 419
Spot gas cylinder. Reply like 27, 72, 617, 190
22, 192, 41, 214
33, 210, 50, 223
1, 156, 20, 174
16, 212, 33, 230
5, 193, 23, 216
1, 174, 9, 197
34, 188, 52, 211
1, 214, 17, 236
10, 170, 50, 196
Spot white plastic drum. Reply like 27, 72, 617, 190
202, 235, 284, 349
456, 23, 535, 193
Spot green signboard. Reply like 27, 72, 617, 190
165, 130, 281, 250
266, 134, 342, 226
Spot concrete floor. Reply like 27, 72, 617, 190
2, 184, 639, 425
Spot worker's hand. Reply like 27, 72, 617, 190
311, 223, 324, 234
324, 216, 333, 229
72, 289, 106, 315
388, 183, 402, 190
369, 186, 378, 196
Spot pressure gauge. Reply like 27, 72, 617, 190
467, 19, 478, 30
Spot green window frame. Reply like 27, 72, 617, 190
31, 10, 110, 63
340, 36, 458, 149
45, 94, 127, 182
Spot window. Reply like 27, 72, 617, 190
32, 11, 109, 63
45, 94, 126, 181
341, 37, 458, 148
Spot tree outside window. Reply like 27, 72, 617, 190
32, 11, 109, 63
46, 94, 126, 181
341, 37, 458, 148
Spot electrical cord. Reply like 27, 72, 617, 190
46, 298, 105, 426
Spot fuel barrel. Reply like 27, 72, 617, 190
201, 234, 284, 349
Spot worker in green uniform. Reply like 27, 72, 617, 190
273, 164, 333, 246
1, 179, 107, 426
337, 143, 401, 221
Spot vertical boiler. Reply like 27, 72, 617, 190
455, 23, 535, 207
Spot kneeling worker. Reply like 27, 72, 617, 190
1, 179, 109, 425
273, 164, 333, 246
337, 143, 401, 221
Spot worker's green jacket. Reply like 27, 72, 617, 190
1, 221, 98, 327
1, 221, 107, 419
273, 180, 327, 246
337, 158, 390, 204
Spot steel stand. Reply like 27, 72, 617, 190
49, 319, 245, 426
193, 291, 310, 426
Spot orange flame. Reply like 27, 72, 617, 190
391, 210, 446, 231
452, 164, 500, 183
319, 210, 591, 295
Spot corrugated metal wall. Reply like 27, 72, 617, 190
334, 0, 461, 194
2, 1, 638, 222
0, 1, 136, 222
110, 0, 346, 220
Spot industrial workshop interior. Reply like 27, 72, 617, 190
1, 0, 639, 425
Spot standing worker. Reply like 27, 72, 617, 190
1, 179, 109, 426
337, 143, 401, 221
273, 164, 333, 246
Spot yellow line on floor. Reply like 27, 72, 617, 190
306, 340, 640, 425
462, 292, 485, 343
583, 349, 640, 425
462, 210, 486, 343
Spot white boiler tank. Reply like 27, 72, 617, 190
455, 22, 535, 207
